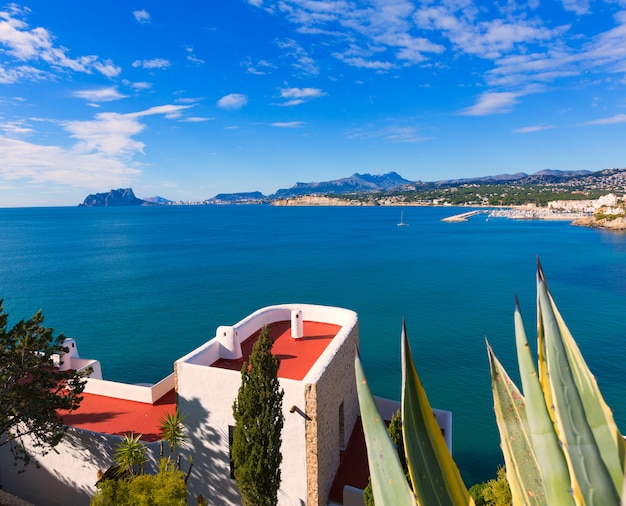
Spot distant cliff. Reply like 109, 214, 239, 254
79, 188, 153, 207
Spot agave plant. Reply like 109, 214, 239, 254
355, 320, 474, 506
355, 261, 625, 505
488, 262, 625, 506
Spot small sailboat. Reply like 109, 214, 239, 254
397, 210, 408, 226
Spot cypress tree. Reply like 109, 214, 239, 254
232, 325, 284, 506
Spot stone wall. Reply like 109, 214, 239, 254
305, 323, 360, 506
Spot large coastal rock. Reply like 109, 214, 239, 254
79, 188, 152, 207
572, 215, 626, 230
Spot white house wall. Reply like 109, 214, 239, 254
176, 361, 310, 505
0, 428, 161, 506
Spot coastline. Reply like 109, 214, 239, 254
441, 206, 626, 231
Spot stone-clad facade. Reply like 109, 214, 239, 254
304, 322, 360, 506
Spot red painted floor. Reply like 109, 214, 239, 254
61, 389, 176, 442
61, 320, 341, 443
211, 320, 340, 380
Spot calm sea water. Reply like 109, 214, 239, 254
1, 205, 625, 485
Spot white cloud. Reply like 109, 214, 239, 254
513, 124, 555, 133
0, 7, 120, 80
0, 64, 44, 84
74, 87, 128, 102
243, 58, 276, 75
0, 120, 33, 136
0, 103, 196, 192
276, 87, 326, 106
217, 94, 248, 110
560, 0, 590, 15
133, 9, 151, 24
132, 59, 171, 70
345, 124, 432, 143
0, 135, 140, 188
93, 60, 121, 78
459, 92, 521, 116
276, 39, 319, 76
64, 105, 192, 158
582, 114, 626, 125
122, 80, 152, 91
180, 117, 213, 123
271, 121, 306, 128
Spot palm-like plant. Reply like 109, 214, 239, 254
114, 432, 148, 478
159, 409, 188, 459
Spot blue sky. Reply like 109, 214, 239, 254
1, 1, 626, 206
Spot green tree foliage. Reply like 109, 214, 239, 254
91, 459, 187, 506
0, 300, 87, 467
469, 467, 512, 506
232, 325, 285, 506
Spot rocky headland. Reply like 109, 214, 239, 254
572, 215, 626, 230
79, 188, 153, 207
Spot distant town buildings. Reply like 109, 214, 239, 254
548, 193, 623, 213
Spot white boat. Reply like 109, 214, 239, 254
397, 210, 408, 226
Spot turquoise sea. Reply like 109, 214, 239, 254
1, 205, 625, 486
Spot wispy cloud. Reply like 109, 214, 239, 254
252, 0, 626, 116
276, 87, 326, 106
271, 121, 306, 128
122, 80, 152, 91
582, 114, 626, 125
0, 120, 33, 136
0, 135, 140, 188
64, 105, 192, 158
180, 117, 213, 123
0, 5, 120, 81
0, 104, 195, 191
243, 58, 276, 75
74, 87, 128, 103
217, 94, 248, 110
346, 124, 432, 144
459, 92, 521, 116
185, 46, 204, 65
276, 39, 319, 76
133, 9, 151, 24
132, 59, 171, 70
513, 124, 556, 133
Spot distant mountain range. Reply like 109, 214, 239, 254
438, 169, 592, 185
80, 168, 624, 206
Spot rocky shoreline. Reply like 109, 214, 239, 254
571, 215, 626, 230
442, 207, 626, 231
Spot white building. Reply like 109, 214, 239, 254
547, 193, 621, 212
0, 304, 451, 506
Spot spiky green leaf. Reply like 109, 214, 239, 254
355, 351, 417, 506
537, 266, 621, 505
486, 340, 545, 506
544, 285, 625, 493
513, 299, 574, 506
402, 322, 473, 506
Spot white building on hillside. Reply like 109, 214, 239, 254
0, 304, 452, 506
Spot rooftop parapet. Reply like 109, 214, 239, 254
177, 303, 358, 382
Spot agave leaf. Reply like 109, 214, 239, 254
402, 322, 473, 506
544, 284, 625, 493
513, 298, 575, 506
355, 351, 417, 506
486, 339, 546, 506
537, 267, 621, 505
